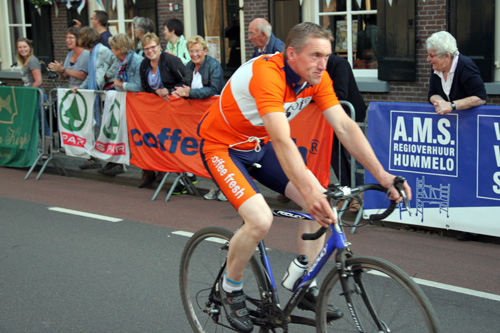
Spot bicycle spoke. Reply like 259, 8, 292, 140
316, 256, 441, 332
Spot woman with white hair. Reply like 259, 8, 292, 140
426, 31, 486, 115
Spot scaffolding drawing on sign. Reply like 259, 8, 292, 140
415, 176, 450, 222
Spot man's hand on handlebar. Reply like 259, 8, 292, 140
306, 190, 337, 228
379, 174, 412, 203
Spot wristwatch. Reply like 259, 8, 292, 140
62, 67, 66, 74
451, 102, 456, 111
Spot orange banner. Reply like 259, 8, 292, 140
126, 93, 333, 186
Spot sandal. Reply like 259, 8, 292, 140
348, 198, 361, 213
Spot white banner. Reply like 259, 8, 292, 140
57, 89, 96, 159
88, 91, 130, 164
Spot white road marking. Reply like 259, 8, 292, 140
48, 207, 122, 222
172, 230, 500, 302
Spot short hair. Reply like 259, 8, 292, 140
186, 35, 208, 51
67, 26, 81, 41
141, 32, 161, 48
78, 27, 100, 50
426, 31, 458, 57
94, 10, 109, 27
284, 22, 333, 56
255, 19, 272, 38
163, 18, 184, 37
133, 16, 155, 34
16, 37, 34, 67
109, 33, 133, 56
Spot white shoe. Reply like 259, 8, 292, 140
217, 191, 228, 201
204, 187, 218, 200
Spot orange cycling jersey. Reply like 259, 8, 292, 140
198, 52, 339, 150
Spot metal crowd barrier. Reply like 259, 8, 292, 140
24, 88, 199, 202
25, 87, 67, 180
336, 100, 368, 234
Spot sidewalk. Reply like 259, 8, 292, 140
27, 151, 500, 245
30, 151, 302, 210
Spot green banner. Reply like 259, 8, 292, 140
0, 86, 39, 167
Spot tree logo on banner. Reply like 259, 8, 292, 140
0, 88, 17, 124
59, 90, 88, 132
102, 97, 120, 141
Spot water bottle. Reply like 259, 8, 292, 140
282, 255, 308, 291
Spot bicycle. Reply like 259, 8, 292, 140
179, 176, 441, 332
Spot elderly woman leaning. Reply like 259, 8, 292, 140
109, 33, 144, 92
426, 31, 486, 115
172, 35, 224, 99
172, 35, 226, 200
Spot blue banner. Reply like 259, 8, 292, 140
364, 102, 500, 237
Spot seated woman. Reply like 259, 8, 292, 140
16, 38, 50, 159
172, 35, 226, 200
139, 32, 186, 189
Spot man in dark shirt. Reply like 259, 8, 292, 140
74, 10, 113, 49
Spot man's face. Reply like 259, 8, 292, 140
248, 22, 267, 49
90, 13, 98, 28
287, 37, 331, 86
163, 26, 174, 41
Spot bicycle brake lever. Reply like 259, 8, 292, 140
393, 176, 412, 215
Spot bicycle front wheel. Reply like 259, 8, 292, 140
179, 226, 268, 333
316, 256, 441, 332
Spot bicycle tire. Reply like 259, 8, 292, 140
179, 226, 270, 332
316, 256, 441, 332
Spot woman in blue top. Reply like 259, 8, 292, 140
109, 33, 144, 92
426, 31, 487, 115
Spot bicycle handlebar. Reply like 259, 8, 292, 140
301, 176, 408, 241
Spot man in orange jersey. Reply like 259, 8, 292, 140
198, 22, 411, 332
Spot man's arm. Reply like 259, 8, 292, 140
323, 105, 412, 200
262, 111, 335, 226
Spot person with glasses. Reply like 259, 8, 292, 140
48, 27, 89, 88
426, 31, 487, 115
139, 32, 185, 100
426, 31, 487, 242
138, 32, 185, 189
172, 35, 225, 198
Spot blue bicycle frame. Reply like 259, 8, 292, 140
257, 210, 347, 313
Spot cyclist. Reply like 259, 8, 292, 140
198, 22, 411, 332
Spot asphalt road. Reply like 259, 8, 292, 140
1, 166, 500, 332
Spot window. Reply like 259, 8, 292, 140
98, 0, 157, 39
0, 0, 53, 69
1, 0, 31, 68
318, 0, 378, 74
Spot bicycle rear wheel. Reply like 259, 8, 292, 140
179, 226, 269, 332
316, 256, 441, 332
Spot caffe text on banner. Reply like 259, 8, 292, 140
57, 89, 96, 159
126, 93, 333, 186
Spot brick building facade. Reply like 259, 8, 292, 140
1, 0, 499, 106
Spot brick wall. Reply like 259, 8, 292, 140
242, 0, 269, 60
364, 0, 499, 105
